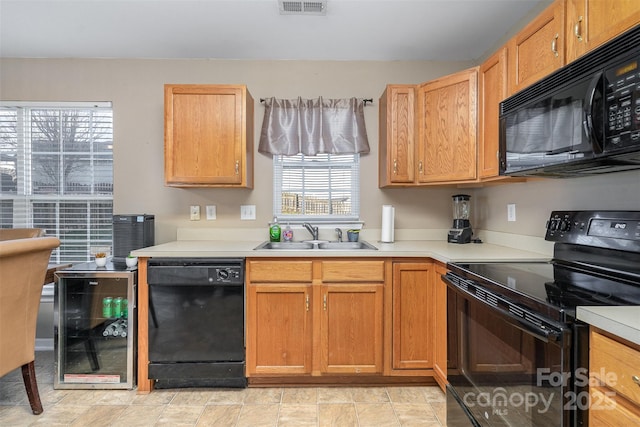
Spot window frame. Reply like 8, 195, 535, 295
272, 152, 361, 224
0, 101, 114, 263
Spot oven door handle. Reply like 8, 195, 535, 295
499, 306, 562, 343
443, 275, 565, 344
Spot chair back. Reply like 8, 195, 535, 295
0, 236, 60, 377
0, 228, 46, 241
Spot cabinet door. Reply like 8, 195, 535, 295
320, 283, 384, 374
246, 284, 312, 375
418, 67, 478, 182
433, 263, 448, 391
478, 47, 507, 179
392, 262, 434, 371
164, 84, 253, 188
566, 0, 640, 62
507, 0, 565, 95
379, 85, 416, 186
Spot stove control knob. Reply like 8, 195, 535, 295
559, 220, 569, 231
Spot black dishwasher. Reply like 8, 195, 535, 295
146, 258, 246, 388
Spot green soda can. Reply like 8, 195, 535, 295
113, 297, 123, 318
102, 297, 113, 318
122, 298, 128, 318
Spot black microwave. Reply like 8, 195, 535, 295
500, 24, 640, 177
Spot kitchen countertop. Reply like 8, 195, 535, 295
131, 239, 551, 264
576, 306, 640, 346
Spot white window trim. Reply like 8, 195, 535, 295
0, 101, 114, 263
272, 153, 362, 226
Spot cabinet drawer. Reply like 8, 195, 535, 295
321, 260, 385, 282
591, 331, 640, 405
590, 386, 640, 426
248, 260, 313, 282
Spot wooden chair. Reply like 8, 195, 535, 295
0, 228, 45, 241
0, 234, 60, 415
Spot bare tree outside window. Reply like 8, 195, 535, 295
0, 103, 113, 262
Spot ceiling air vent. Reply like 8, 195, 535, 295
279, 1, 327, 15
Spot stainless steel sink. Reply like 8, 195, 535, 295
254, 241, 315, 250
317, 241, 378, 250
254, 240, 377, 250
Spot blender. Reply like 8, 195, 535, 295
447, 194, 473, 244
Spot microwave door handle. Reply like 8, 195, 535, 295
583, 72, 604, 154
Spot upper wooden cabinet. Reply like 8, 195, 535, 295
507, 0, 565, 95
478, 47, 507, 179
164, 84, 254, 188
566, 0, 640, 62
379, 85, 417, 187
418, 67, 478, 183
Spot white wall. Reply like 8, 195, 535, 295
1, 58, 473, 243
1, 58, 638, 244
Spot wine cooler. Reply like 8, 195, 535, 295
54, 262, 137, 389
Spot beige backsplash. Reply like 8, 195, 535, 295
173, 226, 552, 257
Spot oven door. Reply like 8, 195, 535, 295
444, 273, 572, 427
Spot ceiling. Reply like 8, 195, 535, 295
0, 0, 546, 61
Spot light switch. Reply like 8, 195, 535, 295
190, 205, 201, 221
206, 205, 217, 220
240, 205, 256, 220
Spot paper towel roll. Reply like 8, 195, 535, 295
381, 205, 395, 243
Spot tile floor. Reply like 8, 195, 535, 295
0, 351, 448, 426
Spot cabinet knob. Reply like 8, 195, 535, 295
393, 159, 398, 174
633, 375, 640, 386
418, 161, 423, 174
574, 16, 583, 42
551, 34, 559, 57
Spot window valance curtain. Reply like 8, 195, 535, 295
258, 97, 370, 156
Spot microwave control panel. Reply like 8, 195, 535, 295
604, 56, 640, 147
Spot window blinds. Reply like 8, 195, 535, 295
0, 102, 114, 263
273, 153, 360, 221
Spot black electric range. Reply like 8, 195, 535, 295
444, 211, 640, 427
448, 210, 640, 322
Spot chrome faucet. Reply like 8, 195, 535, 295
335, 228, 343, 242
303, 222, 319, 240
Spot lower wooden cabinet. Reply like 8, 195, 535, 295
391, 261, 434, 372
589, 329, 640, 426
247, 283, 312, 375
247, 257, 445, 383
433, 262, 448, 391
321, 283, 384, 374
246, 258, 385, 377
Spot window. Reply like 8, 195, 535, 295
273, 153, 360, 222
0, 102, 113, 263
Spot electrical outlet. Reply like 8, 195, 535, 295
190, 205, 201, 221
507, 204, 516, 222
240, 205, 256, 220
206, 205, 216, 220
